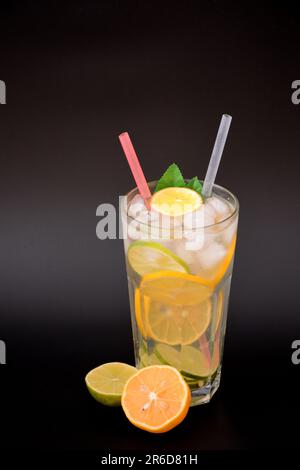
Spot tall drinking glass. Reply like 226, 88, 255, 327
122, 181, 239, 406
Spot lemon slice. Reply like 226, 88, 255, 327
85, 362, 137, 406
213, 290, 223, 335
140, 271, 212, 306
135, 288, 149, 339
140, 271, 212, 345
200, 236, 237, 288
151, 187, 203, 217
128, 241, 189, 277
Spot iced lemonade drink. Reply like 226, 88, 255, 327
122, 177, 239, 406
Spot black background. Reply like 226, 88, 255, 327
0, 0, 300, 459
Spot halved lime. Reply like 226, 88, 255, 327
85, 362, 137, 406
128, 241, 189, 277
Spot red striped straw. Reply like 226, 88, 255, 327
119, 132, 152, 204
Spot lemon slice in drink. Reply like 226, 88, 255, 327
140, 271, 212, 345
135, 288, 149, 339
85, 362, 137, 406
151, 187, 203, 217
128, 241, 189, 277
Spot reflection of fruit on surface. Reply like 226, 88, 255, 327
121, 365, 191, 433
128, 241, 189, 276
85, 362, 137, 406
139, 271, 212, 345
151, 187, 203, 217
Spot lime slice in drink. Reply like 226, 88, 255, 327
154, 343, 181, 369
139, 350, 162, 367
154, 344, 206, 386
180, 345, 210, 379
128, 241, 189, 277
85, 362, 137, 406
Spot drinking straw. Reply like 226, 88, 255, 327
202, 114, 232, 198
119, 132, 152, 203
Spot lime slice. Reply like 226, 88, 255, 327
154, 343, 181, 369
128, 241, 189, 277
85, 362, 137, 406
180, 346, 210, 379
154, 343, 209, 384
139, 350, 162, 367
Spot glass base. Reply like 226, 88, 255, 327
190, 367, 221, 407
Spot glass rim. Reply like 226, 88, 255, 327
123, 180, 239, 230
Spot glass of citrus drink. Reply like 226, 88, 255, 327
122, 180, 239, 406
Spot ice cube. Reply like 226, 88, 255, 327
197, 242, 227, 269
128, 195, 146, 218
221, 219, 237, 246
206, 196, 231, 222
127, 220, 142, 240
184, 208, 204, 229
136, 210, 150, 224
174, 240, 195, 265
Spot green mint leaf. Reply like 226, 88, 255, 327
155, 163, 185, 192
185, 176, 203, 195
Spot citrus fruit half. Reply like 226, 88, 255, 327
121, 365, 191, 433
85, 362, 137, 406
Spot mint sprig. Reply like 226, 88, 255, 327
155, 163, 185, 192
154, 163, 203, 195
185, 176, 203, 194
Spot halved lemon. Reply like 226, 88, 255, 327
151, 187, 203, 217
128, 241, 189, 277
121, 365, 191, 433
85, 362, 137, 406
